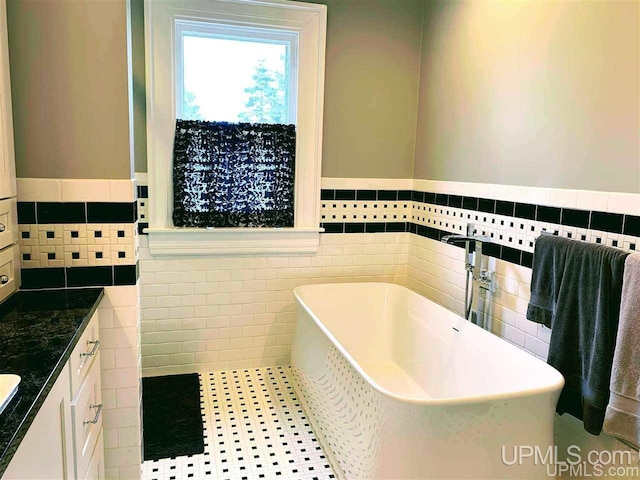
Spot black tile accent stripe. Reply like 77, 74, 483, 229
412, 191, 425, 203
435, 194, 448, 206
87, 202, 137, 223
335, 190, 356, 201
356, 190, 376, 201
377, 190, 398, 201
514, 203, 536, 220
21, 267, 66, 289
448, 195, 463, 208
17, 202, 36, 224
18, 201, 138, 225
320, 189, 335, 200
561, 208, 590, 228
478, 198, 496, 214
21, 262, 140, 289
624, 215, 640, 236
536, 205, 561, 224
321, 222, 407, 234
344, 223, 365, 233
590, 211, 624, 234
495, 200, 515, 217
462, 197, 478, 211
138, 185, 149, 199
37, 202, 86, 224
66, 266, 113, 287
398, 190, 412, 201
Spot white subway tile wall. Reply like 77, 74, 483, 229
138, 232, 409, 376
99, 285, 143, 480
407, 233, 552, 360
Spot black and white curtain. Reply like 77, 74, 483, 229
172, 120, 296, 228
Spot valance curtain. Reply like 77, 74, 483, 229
172, 120, 296, 228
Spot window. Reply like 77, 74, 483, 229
144, 0, 327, 255
176, 22, 298, 124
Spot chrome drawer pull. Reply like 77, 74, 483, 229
83, 403, 103, 426
80, 340, 100, 358
0, 275, 8, 285
0, 224, 5, 232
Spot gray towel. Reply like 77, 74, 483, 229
526, 235, 573, 327
526, 235, 628, 435
604, 253, 640, 449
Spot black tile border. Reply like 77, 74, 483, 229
320, 222, 408, 234
87, 202, 137, 223
18, 201, 137, 225
21, 262, 140, 289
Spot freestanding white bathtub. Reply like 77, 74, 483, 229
291, 283, 564, 480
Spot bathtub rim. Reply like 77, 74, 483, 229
293, 282, 565, 407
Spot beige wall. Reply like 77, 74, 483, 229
307, 0, 423, 179
130, 0, 425, 179
414, 0, 640, 194
7, 0, 133, 179
130, 0, 147, 175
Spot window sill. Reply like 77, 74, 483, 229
146, 227, 323, 256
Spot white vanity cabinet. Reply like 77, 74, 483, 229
0, 0, 16, 202
1, 363, 74, 480
0, 0, 19, 300
2, 312, 104, 480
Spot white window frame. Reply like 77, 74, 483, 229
144, 0, 326, 256
175, 21, 299, 123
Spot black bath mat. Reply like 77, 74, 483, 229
142, 373, 204, 461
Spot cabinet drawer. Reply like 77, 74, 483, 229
69, 311, 100, 398
71, 354, 103, 480
0, 198, 15, 250
0, 244, 18, 305
84, 434, 105, 480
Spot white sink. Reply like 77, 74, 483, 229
0, 374, 20, 414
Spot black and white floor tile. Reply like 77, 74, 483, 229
142, 367, 336, 480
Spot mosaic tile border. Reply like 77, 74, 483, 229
321, 189, 640, 236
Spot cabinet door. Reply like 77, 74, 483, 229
2, 365, 74, 480
71, 354, 103, 480
84, 436, 105, 480
0, 0, 16, 200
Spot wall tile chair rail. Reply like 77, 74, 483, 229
16, 200, 139, 289
320, 189, 640, 269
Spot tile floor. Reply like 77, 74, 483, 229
141, 367, 337, 480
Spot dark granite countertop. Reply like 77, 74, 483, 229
0, 288, 104, 476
